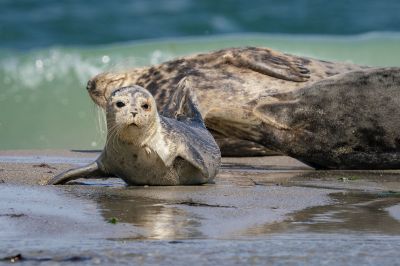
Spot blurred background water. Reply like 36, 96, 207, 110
1, 0, 400, 149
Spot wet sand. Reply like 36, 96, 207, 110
0, 150, 399, 265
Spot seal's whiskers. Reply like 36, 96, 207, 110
105, 124, 122, 152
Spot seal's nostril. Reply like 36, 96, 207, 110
87, 79, 94, 91
131, 112, 138, 117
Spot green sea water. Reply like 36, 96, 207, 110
1, 34, 400, 149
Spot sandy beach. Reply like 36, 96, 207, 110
0, 150, 399, 264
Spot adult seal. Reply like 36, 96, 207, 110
86, 47, 368, 157
85, 47, 400, 169
47, 79, 221, 185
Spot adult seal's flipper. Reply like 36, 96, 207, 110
221, 47, 311, 82
213, 133, 281, 156
162, 77, 205, 127
46, 161, 107, 185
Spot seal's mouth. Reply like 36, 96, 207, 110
129, 122, 138, 127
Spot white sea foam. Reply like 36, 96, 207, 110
0, 49, 105, 91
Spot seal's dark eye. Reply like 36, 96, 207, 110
116, 101, 125, 108
141, 103, 150, 110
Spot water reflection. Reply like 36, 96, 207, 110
245, 170, 400, 191
80, 185, 400, 240
63, 169, 400, 240
246, 192, 400, 236
94, 192, 204, 240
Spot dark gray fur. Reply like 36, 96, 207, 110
254, 68, 400, 169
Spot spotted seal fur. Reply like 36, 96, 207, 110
86, 47, 367, 158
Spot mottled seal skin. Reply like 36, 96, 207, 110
47, 80, 221, 185
254, 68, 400, 169
86, 47, 367, 158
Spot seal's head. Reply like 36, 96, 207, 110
87, 70, 144, 109
88, 72, 127, 108
106, 85, 158, 144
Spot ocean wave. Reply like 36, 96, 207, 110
1, 50, 101, 90
0, 33, 399, 149
0, 47, 176, 92
1, 0, 399, 49
1, 33, 399, 93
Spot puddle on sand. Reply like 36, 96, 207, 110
1, 184, 400, 265
97, 195, 204, 240
71, 182, 400, 239
246, 192, 400, 237
60, 182, 207, 240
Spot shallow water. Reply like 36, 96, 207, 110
88, 188, 400, 239
1, 183, 399, 265
248, 192, 400, 236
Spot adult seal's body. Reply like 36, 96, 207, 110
85, 47, 400, 169
86, 47, 367, 157
48, 80, 221, 185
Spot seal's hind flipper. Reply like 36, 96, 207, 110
161, 77, 206, 127
177, 140, 221, 181
46, 161, 107, 185
222, 47, 310, 82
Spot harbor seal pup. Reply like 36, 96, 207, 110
86, 47, 367, 158
47, 79, 221, 185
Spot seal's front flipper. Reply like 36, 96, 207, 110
222, 47, 310, 82
161, 77, 205, 127
215, 137, 281, 156
46, 161, 106, 185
